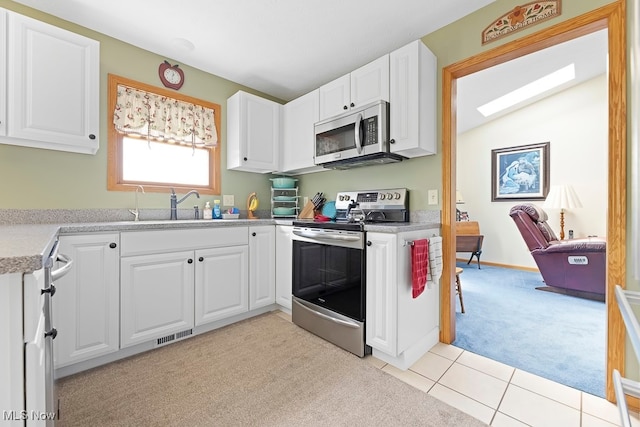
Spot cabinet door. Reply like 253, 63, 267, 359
195, 246, 249, 325
275, 225, 293, 310
121, 251, 195, 348
350, 55, 389, 109
281, 89, 322, 173
249, 226, 276, 310
365, 232, 398, 356
54, 234, 120, 367
6, 11, 99, 154
227, 91, 280, 173
389, 40, 436, 157
318, 74, 351, 120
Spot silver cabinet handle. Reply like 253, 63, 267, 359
51, 253, 73, 281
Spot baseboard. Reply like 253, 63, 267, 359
455, 258, 540, 272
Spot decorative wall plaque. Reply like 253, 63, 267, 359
482, 1, 562, 45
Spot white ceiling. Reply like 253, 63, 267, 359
11, 0, 495, 101
457, 29, 608, 133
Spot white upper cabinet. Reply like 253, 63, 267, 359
319, 55, 389, 120
281, 89, 323, 174
1, 8, 100, 154
389, 40, 437, 158
227, 90, 281, 173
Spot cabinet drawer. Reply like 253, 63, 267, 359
121, 227, 249, 256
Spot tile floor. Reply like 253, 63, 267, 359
275, 311, 640, 427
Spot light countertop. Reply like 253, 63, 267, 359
0, 219, 440, 275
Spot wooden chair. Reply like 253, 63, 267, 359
455, 221, 484, 269
455, 267, 465, 313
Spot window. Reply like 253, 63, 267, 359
107, 74, 221, 195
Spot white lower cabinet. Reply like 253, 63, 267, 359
366, 229, 440, 369
120, 250, 195, 348
275, 225, 293, 310
249, 226, 276, 310
195, 246, 249, 325
53, 233, 120, 367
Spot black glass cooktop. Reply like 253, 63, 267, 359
292, 220, 364, 231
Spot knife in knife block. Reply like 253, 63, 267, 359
298, 201, 316, 219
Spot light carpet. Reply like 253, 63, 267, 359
57, 312, 487, 427
453, 262, 606, 397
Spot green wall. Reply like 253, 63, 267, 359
299, 0, 616, 209
0, 0, 617, 211
0, 0, 280, 210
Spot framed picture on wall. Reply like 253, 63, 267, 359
491, 142, 550, 201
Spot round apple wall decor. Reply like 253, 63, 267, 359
158, 60, 184, 90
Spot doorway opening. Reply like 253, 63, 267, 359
440, 2, 626, 402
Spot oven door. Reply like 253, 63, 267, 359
291, 229, 365, 321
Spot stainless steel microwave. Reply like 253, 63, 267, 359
313, 100, 405, 169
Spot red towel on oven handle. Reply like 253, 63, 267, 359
411, 239, 429, 298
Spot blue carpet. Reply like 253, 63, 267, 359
452, 262, 606, 397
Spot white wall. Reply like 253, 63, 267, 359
457, 74, 608, 269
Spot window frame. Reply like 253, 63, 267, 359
107, 73, 221, 195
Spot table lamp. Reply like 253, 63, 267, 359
456, 190, 465, 221
543, 185, 582, 239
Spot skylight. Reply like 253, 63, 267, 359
477, 64, 576, 117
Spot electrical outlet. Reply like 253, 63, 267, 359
223, 195, 234, 206
303, 196, 309, 206
428, 189, 438, 205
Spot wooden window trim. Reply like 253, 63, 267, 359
107, 73, 221, 195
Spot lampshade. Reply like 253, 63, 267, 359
456, 190, 465, 204
543, 185, 583, 210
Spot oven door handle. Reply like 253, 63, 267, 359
294, 299, 360, 329
51, 253, 73, 281
293, 229, 361, 242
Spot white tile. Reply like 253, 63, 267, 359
499, 384, 580, 427
430, 342, 464, 360
491, 412, 530, 427
438, 362, 509, 408
456, 351, 515, 382
409, 350, 455, 382
581, 412, 620, 427
428, 383, 495, 424
366, 355, 387, 369
381, 364, 435, 392
582, 392, 626, 425
510, 369, 581, 409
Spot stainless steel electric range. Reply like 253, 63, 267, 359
290, 188, 409, 357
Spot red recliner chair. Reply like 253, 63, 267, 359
509, 203, 606, 300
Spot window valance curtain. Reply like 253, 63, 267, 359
113, 84, 218, 147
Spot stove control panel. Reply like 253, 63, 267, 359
335, 188, 408, 210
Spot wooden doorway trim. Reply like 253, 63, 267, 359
441, 1, 626, 402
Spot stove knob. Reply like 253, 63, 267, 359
345, 195, 350, 201
379, 193, 386, 200
386, 193, 393, 200
394, 192, 401, 200
339, 195, 344, 201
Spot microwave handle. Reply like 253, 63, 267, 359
354, 113, 363, 154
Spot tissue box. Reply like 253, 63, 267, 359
222, 213, 240, 220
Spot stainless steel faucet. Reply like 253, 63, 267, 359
129, 185, 145, 221
170, 188, 200, 220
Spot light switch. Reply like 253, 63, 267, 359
428, 189, 438, 205
223, 195, 235, 206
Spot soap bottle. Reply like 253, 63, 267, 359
203, 201, 213, 220
213, 199, 222, 219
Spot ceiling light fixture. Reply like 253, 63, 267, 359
477, 64, 576, 117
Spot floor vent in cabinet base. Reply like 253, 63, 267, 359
156, 329, 193, 347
